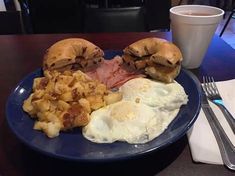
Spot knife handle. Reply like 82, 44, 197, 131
202, 106, 235, 170
213, 102, 235, 134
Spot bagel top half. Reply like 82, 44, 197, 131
123, 37, 182, 67
43, 38, 104, 71
124, 37, 167, 57
123, 37, 183, 83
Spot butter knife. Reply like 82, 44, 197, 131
201, 87, 235, 170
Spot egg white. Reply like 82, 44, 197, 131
83, 78, 188, 144
82, 100, 173, 144
119, 78, 188, 110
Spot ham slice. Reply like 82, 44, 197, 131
86, 56, 145, 89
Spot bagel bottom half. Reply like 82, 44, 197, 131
145, 64, 181, 83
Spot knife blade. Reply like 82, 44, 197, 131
201, 86, 235, 170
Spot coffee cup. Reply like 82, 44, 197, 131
170, 5, 224, 69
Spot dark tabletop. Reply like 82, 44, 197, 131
0, 32, 235, 176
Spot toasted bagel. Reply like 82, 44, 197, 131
123, 37, 183, 83
123, 37, 182, 67
150, 42, 182, 67
122, 54, 151, 70
145, 64, 181, 83
43, 38, 104, 71
123, 38, 167, 57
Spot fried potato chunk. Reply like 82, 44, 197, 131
23, 70, 122, 138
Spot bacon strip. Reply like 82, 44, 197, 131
86, 56, 145, 89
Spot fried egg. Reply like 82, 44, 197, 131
83, 101, 179, 144
83, 78, 188, 144
119, 78, 188, 110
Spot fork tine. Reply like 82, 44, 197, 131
202, 76, 207, 94
203, 76, 221, 97
202, 76, 209, 95
202, 76, 205, 86
208, 76, 215, 95
203, 76, 211, 95
211, 77, 220, 95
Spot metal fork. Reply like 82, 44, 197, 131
203, 76, 235, 134
201, 87, 235, 170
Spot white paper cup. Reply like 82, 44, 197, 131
170, 5, 224, 69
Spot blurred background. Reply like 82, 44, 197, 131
0, 0, 234, 47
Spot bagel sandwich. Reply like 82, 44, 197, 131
43, 38, 104, 72
122, 38, 182, 83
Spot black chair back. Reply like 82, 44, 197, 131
145, 0, 171, 31
0, 11, 23, 35
19, 0, 84, 34
83, 7, 147, 33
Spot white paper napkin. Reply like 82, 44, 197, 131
187, 79, 235, 165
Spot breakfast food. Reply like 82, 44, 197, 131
119, 78, 188, 110
23, 70, 122, 138
83, 78, 188, 144
22, 37, 188, 143
83, 101, 164, 144
43, 38, 104, 72
122, 38, 183, 83
86, 56, 145, 89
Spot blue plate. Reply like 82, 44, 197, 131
6, 50, 201, 161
